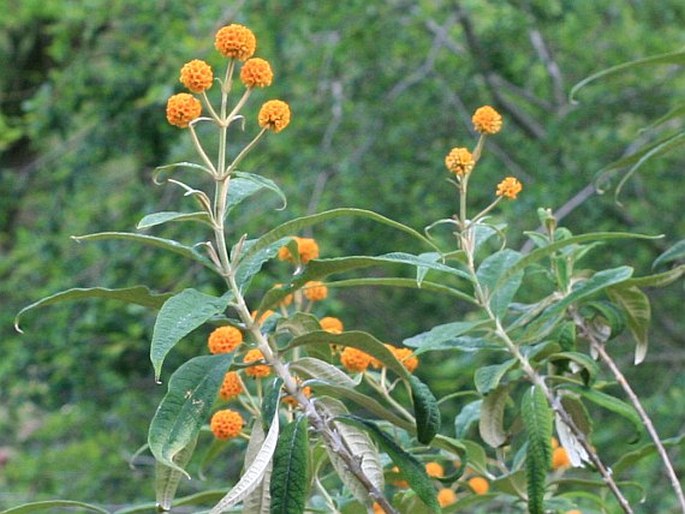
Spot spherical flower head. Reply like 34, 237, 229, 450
166, 93, 202, 128
496, 176, 523, 199
240, 57, 273, 88
445, 147, 475, 176
391, 347, 419, 373
437, 488, 457, 507
552, 446, 571, 470
340, 347, 372, 373
304, 281, 328, 302
215, 24, 256, 61
468, 476, 490, 495
210, 409, 244, 440
258, 99, 291, 133
218, 371, 243, 401
472, 105, 503, 134
425, 461, 444, 478
320, 316, 343, 334
180, 59, 214, 93
244, 349, 271, 378
208, 326, 243, 354
278, 237, 320, 264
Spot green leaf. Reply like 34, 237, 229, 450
570, 49, 685, 101
234, 237, 291, 291
641, 103, 685, 132
153, 161, 214, 182
14, 286, 173, 333
270, 416, 309, 514
240, 208, 440, 264
210, 413, 280, 514
409, 375, 441, 444
612, 433, 685, 475
454, 400, 482, 439
230, 171, 287, 212
565, 386, 644, 443
479, 385, 509, 448
262, 378, 284, 431
148, 354, 233, 477
337, 416, 440, 513
607, 286, 651, 364
0, 501, 110, 514
556, 395, 593, 467
290, 357, 359, 389
242, 421, 273, 514
581, 301, 626, 340
137, 211, 211, 230
623, 264, 685, 288
150, 289, 230, 381
474, 359, 517, 394
323, 277, 477, 305
548, 352, 600, 384
653, 240, 685, 269
403, 320, 494, 355
72, 232, 216, 269
476, 249, 524, 317
155, 436, 198, 511
521, 386, 553, 514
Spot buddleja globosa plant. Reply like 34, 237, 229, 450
12, 23, 685, 514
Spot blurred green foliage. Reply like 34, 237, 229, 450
1, 0, 683, 510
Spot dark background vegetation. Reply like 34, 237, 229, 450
1, 0, 683, 510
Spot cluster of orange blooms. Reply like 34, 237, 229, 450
166, 24, 290, 133
444, 105, 522, 200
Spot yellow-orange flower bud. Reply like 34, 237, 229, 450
210, 409, 244, 439
179, 59, 213, 93
445, 147, 475, 176
258, 99, 291, 133
304, 281, 327, 302
437, 488, 457, 507
218, 371, 243, 401
552, 446, 571, 470
278, 237, 319, 264
208, 326, 243, 354
320, 316, 343, 334
425, 461, 444, 478
472, 105, 503, 135
214, 24, 256, 61
240, 58, 273, 88
468, 476, 490, 495
496, 176, 523, 199
391, 346, 419, 373
244, 349, 271, 378
166, 93, 202, 128
340, 347, 372, 373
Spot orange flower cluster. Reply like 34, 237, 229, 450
552, 446, 571, 470
445, 147, 475, 176
496, 177, 523, 199
438, 488, 457, 507
320, 316, 343, 334
214, 24, 256, 61
340, 347, 372, 373
425, 461, 444, 478
278, 237, 320, 264
208, 326, 243, 354
468, 476, 490, 495
210, 409, 244, 439
240, 57, 273, 88
179, 59, 213, 93
391, 346, 419, 373
166, 93, 202, 128
218, 371, 243, 401
304, 281, 327, 302
243, 348, 271, 378
258, 99, 291, 133
472, 105, 503, 135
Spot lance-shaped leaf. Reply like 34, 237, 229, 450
270, 416, 309, 514
607, 286, 651, 365
612, 433, 685, 475
229, 171, 287, 213
290, 357, 359, 389
71, 232, 216, 270
476, 249, 524, 318
474, 359, 517, 395
479, 385, 510, 448
402, 319, 494, 355
337, 416, 440, 513
148, 354, 233, 477
150, 289, 230, 381
210, 413, 280, 514
653, 240, 685, 270
155, 435, 199, 511
0, 501, 110, 514
261, 378, 283, 431
233, 237, 291, 291
242, 421, 273, 514
454, 400, 482, 439
14, 286, 173, 332
409, 375, 441, 445
521, 386, 553, 514
137, 211, 212, 230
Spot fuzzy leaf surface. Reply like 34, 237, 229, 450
270, 416, 309, 514
479, 385, 509, 448
522, 386, 553, 514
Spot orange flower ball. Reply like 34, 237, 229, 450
320, 316, 343, 334
496, 177, 523, 199
437, 488, 457, 507
208, 326, 243, 354
166, 93, 202, 128
340, 347, 372, 373
445, 147, 475, 176
391, 346, 419, 373
214, 24, 256, 61
468, 476, 490, 495
243, 348, 271, 378
179, 59, 213, 93
278, 236, 320, 264
425, 461, 444, 478
304, 281, 328, 302
210, 409, 244, 440
552, 446, 571, 470
258, 99, 291, 133
240, 57, 273, 88
472, 105, 503, 134
218, 371, 243, 401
